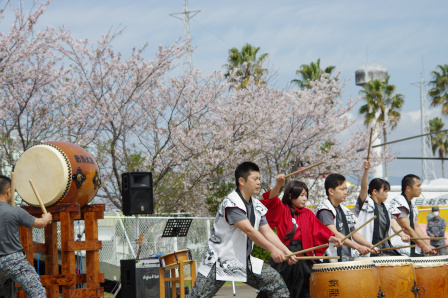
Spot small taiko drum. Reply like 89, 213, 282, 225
411, 256, 448, 298
14, 141, 101, 208
310, 260, 384, 298
159, 249, 192, 268
356, 256, 418, 297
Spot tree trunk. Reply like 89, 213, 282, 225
383, 128, 388, 180
442, 159, 445, 178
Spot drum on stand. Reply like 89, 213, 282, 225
310, 260, 384, 297
355, 256, 419, 297
411, 256, 448, 298
14, 141, 101, 208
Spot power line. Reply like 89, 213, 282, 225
192, 19, 230, 45
365, 129, 448, 149
397, 157, 448, 160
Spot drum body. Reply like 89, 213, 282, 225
159, 249, 191, 268
411, 256, 448, 298
356, 256, 416, 298
15, 141, 101, 208
310, 260, 383, 298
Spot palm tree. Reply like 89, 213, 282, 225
224, 43, 269, 88
429, 117, 448, 178
359, 76, 404, 179
429, 64, 448, 114
291, 58, 335, 89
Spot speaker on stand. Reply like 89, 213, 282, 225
122, 172, 154, 215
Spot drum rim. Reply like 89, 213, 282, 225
312, 259, 375, 272
355, 256, 413, 265
410, 256, 448, 262
45, 142, 72, 206
311, 262, 376, 273
411, 255, 448, 268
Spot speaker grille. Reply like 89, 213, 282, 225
122, 172, 154, 215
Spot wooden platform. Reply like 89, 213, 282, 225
18, 203, 105, 298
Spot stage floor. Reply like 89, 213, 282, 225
215, 284, 258, 297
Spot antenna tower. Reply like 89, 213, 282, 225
419, 75, 437, 182
170, 0, 200, 73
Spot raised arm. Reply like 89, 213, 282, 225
268, 174, 286, 199
359, 160, 370, 203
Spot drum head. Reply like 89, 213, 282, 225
312, 259, 375, 270
411, 256, 448, 268
355, 256, 412, 266
15, 144, 71, 207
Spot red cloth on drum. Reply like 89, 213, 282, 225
261, 190, 334, 256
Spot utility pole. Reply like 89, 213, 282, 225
170, 0, 200, 73
417, 74, 437, 182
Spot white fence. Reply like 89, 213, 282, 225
31, 215, 213, 268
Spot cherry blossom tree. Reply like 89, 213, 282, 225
0, 0, 66, 172
0, 0, 390, 215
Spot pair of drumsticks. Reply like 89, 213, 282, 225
10, 172, 49, 217
287, 217, 447, 258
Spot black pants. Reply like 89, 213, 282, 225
257, 241, 314, 298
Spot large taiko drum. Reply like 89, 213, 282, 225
14, 141, 101, 208
411, 256, 448, 298
310, 260, 384, 297
355, 256, 418, 297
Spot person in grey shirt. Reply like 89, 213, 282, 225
0, 175, 52, 298
426, 206, 447, 255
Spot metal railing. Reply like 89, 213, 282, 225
31, 215, 213, 268
29, 207, 448, 270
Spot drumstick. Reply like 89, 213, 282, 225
294, 256, 340, 260
340, 216, 377, 242
29, 179, 48, 214
284, 161, 325, 179
285, 243, 329, 258
10, 172, 15, 207
433, 244, 448, 251
371, 229, 404, 249
376, 245, 415, 252
367, 127, 373, 161
410, 237, 446, 241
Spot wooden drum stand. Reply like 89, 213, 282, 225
18, 203, 105, 298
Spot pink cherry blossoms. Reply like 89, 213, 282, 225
0, 1, 391, 215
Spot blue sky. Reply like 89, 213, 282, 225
22, 0, 448, 182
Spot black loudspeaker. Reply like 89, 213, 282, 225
122, 172, 154, 215
120, 259, 170, 298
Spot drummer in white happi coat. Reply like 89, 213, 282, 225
315, 173, 376, 262
189, 162, 296, 298
389, 174, 436, 256
353, 160, 410, 257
